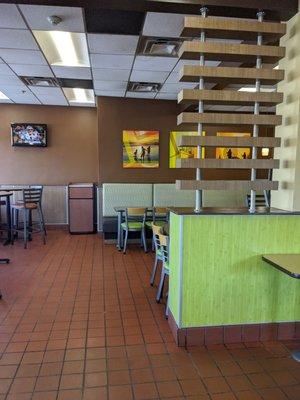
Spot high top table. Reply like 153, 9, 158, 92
262, 254, 300, 362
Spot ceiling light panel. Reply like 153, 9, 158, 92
0, 4, 26, 29
92, 68, 131, 81
19, 5, 85, 32
88, 34, 139, 55
34, 31, 90, 67
52, 66, 92, 79
10, 64, 54, 77
90, 54, 134, 69
133, 56, 178, 72
93, 81, 127, 91
95, 90, 125, 97
0, 29, 39, 50
0, 90, 9, 100
63, 87, 95, 104
130, 70, 169, 84
143, 12, 185, 38
0, 49, 47, 65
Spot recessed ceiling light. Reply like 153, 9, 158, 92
0, 90, 9, 100
63, 87, 95, 104
140, 38, 183, 57
128, 82, 161, 93
33, 31, 90, 67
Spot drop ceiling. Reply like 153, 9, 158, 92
0, 3, 282, 108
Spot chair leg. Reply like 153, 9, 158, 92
165, 291, 169, 319
150, 255, 159, 286
123, 229, 128, 254
37, 207, 46, 245
39, 205, 47, 236
10, 209, 14, 245
142, 228, 147, 253
23, 209, 28, 249
156, 269, 165, 303
151, 236, 155, 252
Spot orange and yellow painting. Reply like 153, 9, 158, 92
216, 132, 251, 159
123, 130, 159, 168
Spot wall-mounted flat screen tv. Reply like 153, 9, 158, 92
11, 123, 47, 147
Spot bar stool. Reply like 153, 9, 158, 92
156, 233, 170, 318
145, 207, 168, 251
11, 188, 46, 249
150, 223, 163, 286
121, 207, 147, 254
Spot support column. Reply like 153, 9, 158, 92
195, 6, 208, 212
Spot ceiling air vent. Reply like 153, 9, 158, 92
20, 76, 59, 87
128, 82, 161, 93
140, 37, 183, 57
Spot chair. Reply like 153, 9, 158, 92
11, 188, 46, 249
156, 233, 170, 318
246, 193, 269, 208
121, 208, 147, 254
150, 223, 163, 286
145, 207, 168, 251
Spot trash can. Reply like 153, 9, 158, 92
68, 183, 96, 234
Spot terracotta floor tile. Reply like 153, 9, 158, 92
258, 387, 289, 400
203, 376, 231, 394
9, 377, 36, 393
210, 393, 238, 400
225, 375, 253, 392
83, 387, 107, 400
108, 369, 131, 385
16, 363, 40, 378
234, 390, 263, 400
247, 373, 277, 389
0, 378, 12, 394
62, 360, 84, 375
133, 382, 159, 399
179, 379, 207, 396
39, 362, 63, 376
85, 372, 107, 387
0, 365, 18, 379
157, 380, 184, 398
57, 389, 82, 400
60, 374, 83, 390
35, 375, 60, 392
108, 384, 133, 400
31, 391, 57, 400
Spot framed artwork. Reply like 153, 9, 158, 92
169, 131, 205, 168
123, 130, 159, 168
216, 132, 251, 160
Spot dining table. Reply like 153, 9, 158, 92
262, 254, 300, 362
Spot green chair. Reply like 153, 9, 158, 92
121, 207, 147, 254
145, 207, 168, 251
156, 233, 170, 318
150, 223, 163, 286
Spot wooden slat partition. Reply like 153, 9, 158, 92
179, 65, 285, 85
176, 159, 280, 169
179, 41, 285, 63
176, 180, 279, 191
178, 89, 283, 106
178, 112, 282, 126
177, 136, 281, 148
181, 16, 286, 41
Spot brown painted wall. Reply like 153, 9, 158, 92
0, 104, 98, 185
98, 96, 273, 183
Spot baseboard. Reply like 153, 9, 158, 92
168, 312, 300, 347
45, 224, 68, 230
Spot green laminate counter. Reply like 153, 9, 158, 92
169, 210, 300, 328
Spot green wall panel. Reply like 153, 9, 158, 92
169, 213, 181, 324
169, 214, 300, 328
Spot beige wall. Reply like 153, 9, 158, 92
0, 104, 98, 185
272, 12, 300, 211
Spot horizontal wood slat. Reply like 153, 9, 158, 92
176, 180, 279, 191
176, 158, 280, 169
180, 65, 284, 85
178, 89, 283, 106
178, 112, 282, 126
179, 41, 285, 63
181, 16, 286, 41
177, 136, 281, 148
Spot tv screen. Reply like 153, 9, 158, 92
11, 123, 47, 147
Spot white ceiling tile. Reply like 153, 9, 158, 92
160, 82, 196, 93
90, 54, 134, 69
126, 92, 156, 99
133, 56, 177, 72
70, 102, 96, 107
173, 59, 220, 72
0, 29, 39, 50
9, 64, 54, 77
7, 91, 40, 104
0, 98, 13, 103
0, 4, 27, 29
0, 75, 24, 86
156, 92, 177, 100
165, 71, 180, 84
30, 86, 63, 96
93, 81, 127, 90
19, 5, 85, 32
37, 95, 68, 106
92, 68, 130, 81
130, 70, 169, 83
52, 66, 92, 79
0, 49, 47, 65
143, 12, 185, 38
88, 34, 139, 55
0, 64, 15, 76
0, 85, 27, 96
95, 90, 125, 97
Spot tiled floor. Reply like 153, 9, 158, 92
0, 230, 299, 400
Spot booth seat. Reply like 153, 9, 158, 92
101, 183, 248, 239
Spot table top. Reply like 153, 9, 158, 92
0, 191, 13, 197
262, 254, 300, 279
114, 207, 153, 212
168, 207, 300, 216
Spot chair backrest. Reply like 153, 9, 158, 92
153, 207, 168, 222
23, 188, 43, 205
246, 193, 268, 208
152, 223, 162, 252
158, 233, 169, 264
125, 207, 147, 225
